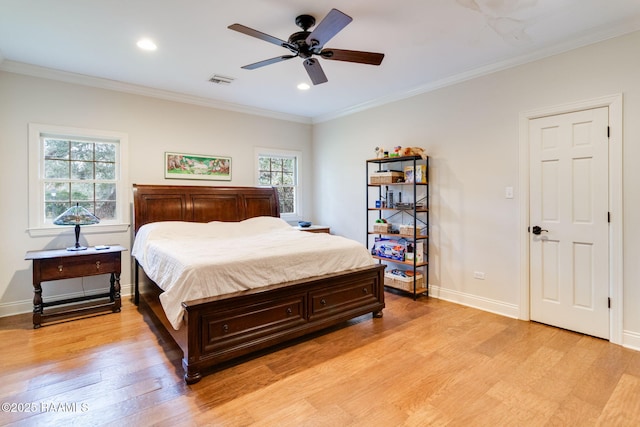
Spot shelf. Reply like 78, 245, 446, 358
384, 282, 428, 294
367, 155, 424, 164
368, 208, 428, 213
368, 182, 428, 187
368, 232, 428, 240
372, 255, 428, 267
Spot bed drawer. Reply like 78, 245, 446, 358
309, 279, 380, 321
201, 294, 307, 353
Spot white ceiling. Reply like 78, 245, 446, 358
2, 0, 640, 122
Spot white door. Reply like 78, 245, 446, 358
529, 106, 609, 339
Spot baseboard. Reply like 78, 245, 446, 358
430, 286, 640, 351
623, 330, 640, 352
0, 283, 133, 319
429, 285, 520, 319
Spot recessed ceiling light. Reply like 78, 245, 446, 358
136, 38, 157, 51
297, 83, 310, 90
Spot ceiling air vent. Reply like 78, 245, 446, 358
209, 74, 235, 85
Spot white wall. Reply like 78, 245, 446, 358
0, 71, 312, 316
312, 31, 640, 349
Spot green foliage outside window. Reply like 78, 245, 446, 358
43, 139, 117, 220
258, 155, 297, 214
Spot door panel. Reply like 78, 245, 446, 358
541, 240, 559, 301
530, 107, 609, 339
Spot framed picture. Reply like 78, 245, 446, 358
164, 152, 232, 181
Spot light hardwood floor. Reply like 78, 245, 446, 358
1, 292, 639, 426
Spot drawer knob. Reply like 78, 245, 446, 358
58, 265, 63, 272
222, 324, 229, 333
95, 261, 101, 270
286, 307, 293, 315
362, 288, 368, 294
320, 299, 327, 306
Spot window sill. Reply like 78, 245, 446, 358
27, 223, 130, 238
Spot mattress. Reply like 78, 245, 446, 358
132, 216, 375, 329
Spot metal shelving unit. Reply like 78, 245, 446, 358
366, 155, 429, 298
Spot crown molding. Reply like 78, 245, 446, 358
0, 60, 312, 124
3, 20, 639, 126
313, 22, 640, 124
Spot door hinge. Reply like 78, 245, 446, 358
607, 126, 610, 138
608, 297, 611, 308
608, 212, 611, 223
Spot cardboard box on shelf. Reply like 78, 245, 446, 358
371, 237, 407, 261
404, 165, 427, 183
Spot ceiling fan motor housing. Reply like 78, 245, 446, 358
288, 31, 314, 57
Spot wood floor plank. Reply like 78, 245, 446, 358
597, 373, 640, 425
1, 292, 639, 426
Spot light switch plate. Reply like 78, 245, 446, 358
505, 186, 514, 199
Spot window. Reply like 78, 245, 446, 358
255, 148, 301, 219
28, 124, 129, 235
43, 139, 117, 220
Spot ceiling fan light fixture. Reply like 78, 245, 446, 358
297, 83, 310, 90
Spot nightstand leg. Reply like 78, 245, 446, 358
110, 272, 121, 313
33, 282, 42, 329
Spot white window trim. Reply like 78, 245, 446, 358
28, 123, 130, 237
254, 147, 303, 222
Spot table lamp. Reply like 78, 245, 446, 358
53, 203, 100, 251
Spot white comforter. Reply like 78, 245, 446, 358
132, 217, 374, 330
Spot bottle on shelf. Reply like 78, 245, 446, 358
406, 243, 414, 261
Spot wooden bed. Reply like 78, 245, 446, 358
132, 184, 385, 384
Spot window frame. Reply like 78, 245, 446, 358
28, 123, 129, 237
254, 147, 302, 222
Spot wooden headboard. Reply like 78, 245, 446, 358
132, 184, 280, 233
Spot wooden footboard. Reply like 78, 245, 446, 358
137, 263, 385, 384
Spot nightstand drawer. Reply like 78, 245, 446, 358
38, 253, 117, 281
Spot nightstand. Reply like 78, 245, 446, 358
25, 245, 126, 328
295, 225, 330, 233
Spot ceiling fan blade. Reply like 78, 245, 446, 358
303, 58, 328, 85
305, 8, 352, 49
320, 49, 385, 65
228, 23, 288, 47
242, 55, 297, 70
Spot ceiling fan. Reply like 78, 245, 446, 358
228, 8, 384, 85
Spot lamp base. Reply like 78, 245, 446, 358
66, 224, 87, 251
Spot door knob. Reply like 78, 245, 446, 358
531, 225, 548, 235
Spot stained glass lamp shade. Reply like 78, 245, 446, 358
53, 203, 100, 251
